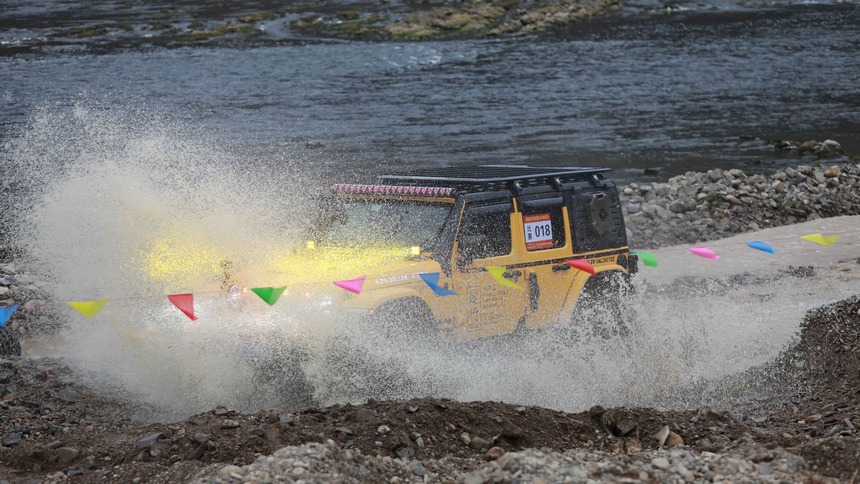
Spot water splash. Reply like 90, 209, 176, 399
4, 99, 327, 419
4, 99, 853, 421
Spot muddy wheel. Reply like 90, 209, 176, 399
253, 346, 317, 411
571, 271, 635, 339
0, 326, 21, 357
314, 298, 443, 404
369, 297, 438, 345
238, 332, 317, 411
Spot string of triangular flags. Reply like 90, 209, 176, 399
0, 231, 849, 325
631, 232, 842, 267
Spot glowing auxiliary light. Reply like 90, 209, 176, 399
306, 240, 316, 250
410, 246, 421, 256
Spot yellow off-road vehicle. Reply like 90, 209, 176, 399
142, 164, 638, 405
298, 164, 638, 340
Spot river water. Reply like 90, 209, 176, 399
2, 4, 858, 184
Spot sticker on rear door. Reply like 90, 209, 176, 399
523, 213, 553, 250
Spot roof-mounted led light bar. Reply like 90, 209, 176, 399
332, 184, 456, 197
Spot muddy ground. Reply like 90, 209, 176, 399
0, 294, 858, 482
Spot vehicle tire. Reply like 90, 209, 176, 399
571, 271, 635, 339
240, 332, 317, 411
368, 297, 439, 346
0, 326, 21, 357
314, 298, 442, 404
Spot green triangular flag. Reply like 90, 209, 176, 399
251, 286, 287, 306
633, 252, 658, 268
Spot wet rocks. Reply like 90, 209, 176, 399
483, 446, 506, 461
775, 139, 845, 157
220, 419, 240, 429
135, 432, 162, 449
56, 447, 81, 464
3, 433, 22, 446
468, 436, 492, 451
622, 162, 860, 249
355, 408, 376, 422
194, 439, 825, 484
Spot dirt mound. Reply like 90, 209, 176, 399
792, 297, 860, 402
767, 296, 860, 479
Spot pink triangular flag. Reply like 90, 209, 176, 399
565, 259, 597, 276
689, 247, 719, 261
333, 276, 366, 295
167, 293, 197, 321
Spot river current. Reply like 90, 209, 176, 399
2, 4, 858, 184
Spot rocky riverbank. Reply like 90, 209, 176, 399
1, 0, 627, 56
622, 160, 860, 249
8, 0, 839, 56
1, 294, 858, 482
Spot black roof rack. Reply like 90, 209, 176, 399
378, 164, 610, 193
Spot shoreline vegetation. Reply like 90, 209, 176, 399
1, 0, 845, 55
4, 0, 626, 49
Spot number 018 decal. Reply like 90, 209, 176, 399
523, 213, 553, 250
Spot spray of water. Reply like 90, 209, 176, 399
3, 100, 327, 419
4, 100, 848, 421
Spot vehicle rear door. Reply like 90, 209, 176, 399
514, 190, 578, 329
449, 192, 529, 338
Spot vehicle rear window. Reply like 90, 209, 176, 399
518, 198, 566, 251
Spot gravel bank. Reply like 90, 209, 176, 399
195, 438, 828, 483
622, 162, 860, 249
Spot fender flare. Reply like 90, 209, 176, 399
350, 287, 436, 320
559, 263, 629, 317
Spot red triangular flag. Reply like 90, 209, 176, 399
167, 293, 197, 321
565, 259, 597, 276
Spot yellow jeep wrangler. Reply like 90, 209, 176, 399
141, 164, 637, 405
286, 164, 638, 341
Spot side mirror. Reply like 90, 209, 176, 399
457, 234, 489, 266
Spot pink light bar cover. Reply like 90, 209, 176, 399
332, 184, 454, 197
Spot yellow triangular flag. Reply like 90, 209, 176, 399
486, 266, 524, 290
67, 299, 109, 318
800, 233, 840, 246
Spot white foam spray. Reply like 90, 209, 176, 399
4, 100, 854, 421
4, 100, 327, 419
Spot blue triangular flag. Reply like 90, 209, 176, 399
745, 241, 776, 254
419, 273, 457, 296
0, 304, 20, 328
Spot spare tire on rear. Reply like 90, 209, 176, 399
0, 326, 21, 357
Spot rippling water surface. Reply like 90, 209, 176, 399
2, 4, 858, 182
